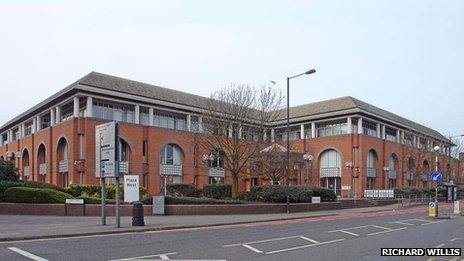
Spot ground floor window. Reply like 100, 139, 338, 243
366, 177, 375, 190
251, 177, 259, 187
422, 181, 428, 188
388, 178, 396, 189
209, 177, 224, 184
321, 177, 341, 196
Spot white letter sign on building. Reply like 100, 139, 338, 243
124, 175, 139, 203
95, 122, 117, 178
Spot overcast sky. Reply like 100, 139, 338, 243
1, 0, 463, 136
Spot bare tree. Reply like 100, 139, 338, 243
448, 135, 464, 159
198, 84, 284, 196
403, 145, 431, 187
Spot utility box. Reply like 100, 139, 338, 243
153, 196, 165, 215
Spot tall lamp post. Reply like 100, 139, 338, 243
303, 153, 313, 186
286, 69, 316, 180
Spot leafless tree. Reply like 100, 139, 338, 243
403, 145, 431, 187
198, 84, 284, 196
448, 135, 464, 159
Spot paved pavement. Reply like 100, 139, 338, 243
0, 203, 417, 241
0, 203, 461, 261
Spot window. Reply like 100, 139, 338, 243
403, 133, 413, 146
316, 120, 347, 137
140, 107, 150, 126
385, 127, 397, 142
1, 133, 7, 145
24, 122, 33, 136
154, 110, 186, 131
142, 140, 148, 163
12, 128, 19, 141
362, 120, 377, 137
251, 178, 259, 187
93, 99, 135, 123
60, 102, 74, 121
304, 126, 312, 139
160, 144, 183, 165
41, 114, 51, 129
207, 148, 225, 168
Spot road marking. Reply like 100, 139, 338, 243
108, 252, 177, 261
299, 236, 319, 244
223, 235, 303, 247
435, 243, 445, 248
242, 244, 264, 253
8, 247, 49, 261
366, 227, 407, 236
371, 225, 393, 231
335, 230, 359, 236
450, 237, 460, 242
390, 221, 415, 226
265, 238, 346, 254
421, 220, 447, 226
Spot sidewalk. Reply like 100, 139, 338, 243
0, 203, 457, 242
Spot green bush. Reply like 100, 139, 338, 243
0, 160, 19, 182
235, 191, 253, 201
23, 181, 65, 192
166, 184, 202, 197
203, 184, 232, 199
64, 184, 101, 197
165, 196, 242, 205
77, 195, 116, 204
0, 181, 24, 201
250, 185, 314, 203
394, 187, 421, 196
310, 186, 337, 202
4, 187, 73, 203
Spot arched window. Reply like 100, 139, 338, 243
22, 149, 30, 180
37, 144, 46, 182
319, 149, 341, 196
388, 154, 398, 188
118, 138, 131, 175
160, 144, 183, 185
366, 150, 377, 189
57, 138, 69, 187
207, 148, 226, 184
421, 160, 430, 188
406, 157, 414, 186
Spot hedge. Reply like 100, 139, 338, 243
203, 184, 231, 199
250, 185, 314, 203
0, 181, 24, 201
23, 181, 66, 192
63, 184, 147, 200
165, 196, 243, 205
77, 195, 116, 204
310, 186, 338, 202
4, 187, 74, 203
394, 187, 447, 197
166, 184, 202, 197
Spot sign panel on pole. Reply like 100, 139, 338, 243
95, 122, 117, 178
431, 171, 442, 183
124, 175, 140, 203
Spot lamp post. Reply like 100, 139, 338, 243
303, 153, 313, 186
286, 69, 316, 181
433, 145, 440, 214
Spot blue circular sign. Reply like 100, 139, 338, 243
431, 171, 442, 183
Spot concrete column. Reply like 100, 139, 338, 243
36, 116, 41, 132
271, 128, 275, 143
31, 118, 36, 134
198, 116, 203, 133
55, 106, 61, 124
382, 125, 386, 140
186, 114, 191, 131
7, 129, 12, 142
396, 129, 400, 143
376, 123, 381, 138
134, 105, 140, 124
347, 117, 352, 134
73, 97, 80, 117
400, 131, 404, 144
357, 118, 363, 134
149, 107, 154, 126
311, 122, 316, 138
238, 126, 242, 139
300, 124, 305, 139
50, 109, 55, 127
0, 133, 3, 145
20, 123, 25, 138
86, 97, 93, 117
263, 129, 267, 142
228, 124, 233, 138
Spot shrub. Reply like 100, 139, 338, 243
394, 187, 421, 196
165, 196, 242, 205
0, 181, 24, 201
0, 160, 19, 182
4, 187, 73, 203
203, 184, 231, 199
310, 187, 337, 202
64, 184, 101, 197
77, 195, 116, 204
23, 181, 65, 192
166, 184, 202, 197
251, 185, 314, 203
235, 191, 253, 201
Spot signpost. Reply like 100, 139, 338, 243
431, 171, 442, 218
95, 121, 121, 227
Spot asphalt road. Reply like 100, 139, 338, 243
1, 209, 462, 261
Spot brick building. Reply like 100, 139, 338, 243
0, 72, 462, 197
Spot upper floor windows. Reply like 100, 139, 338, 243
60, 102, 74, 121
93, 99, 134, 123
385, 127, 397, 142
362, 120, 377, 137
316, 120, 347, 137
24, 122, 33, 136
154, 111, 186, 131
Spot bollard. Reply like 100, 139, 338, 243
286, 196, 290, 214
132, 201, 145, 226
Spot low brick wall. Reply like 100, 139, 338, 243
0, 199, 397, 216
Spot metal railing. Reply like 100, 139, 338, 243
119, 161, 129, 174
319, 167, 341, 178
23, 166, 31, 177
366, 167, 376, 177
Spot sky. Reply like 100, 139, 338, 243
0, 0, 463, 136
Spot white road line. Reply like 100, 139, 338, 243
366, 227, 407, 236
421, 220, 446, 226
333, 230, 359, 237
412, 218, 430, 223
390, 221, 415, 226
371, 225, 393, 231
108, 252, 177, 261
223, 235, 303, 247
299, 236, 319, 244
242, 244, 263, 253
265, 238, 346, 254
435, 243, 445, 248
450, 237, 460, 242
8, 247, 49, 261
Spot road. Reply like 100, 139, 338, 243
1, 208, 462, 261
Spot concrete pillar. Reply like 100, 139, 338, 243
32, 118, 36, 134
73, 97, 80, 117
149, 107, 154, 126
300, 124, 305, 139
7, 129, 12, 142
271, 128, 275, 143
228, 124, 233, 138
198, 116, 203, 133
50, 109, 55, 127
55, 106, 61, 124
263, 129, 267, 142
357, 118, 363, 134
86, 97, 93, 117
381, 125, 386, 140
186, 114, 191, 131
311, 122, 316, 138
36, 116, 41, 132
238, 126, 242, 139
134, 105, 140, 124
20, 123, 25, 138
347, 117, 352, 134
396, 129, 400, 143
376, 123, 381, 138
400, 131, 404, 144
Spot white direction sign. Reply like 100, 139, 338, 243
95, 122, 117, 178
124, 175, 140, 203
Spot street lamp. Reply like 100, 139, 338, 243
303, 153, 313, 186
286, 69, 316, 181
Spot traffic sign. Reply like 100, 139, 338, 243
431, 171, 442, 183
95, 122, 117, 178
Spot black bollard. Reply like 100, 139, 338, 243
132, 201, 145, 226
